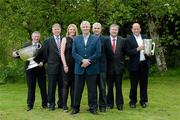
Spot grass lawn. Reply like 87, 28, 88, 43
0, 69, 180, 120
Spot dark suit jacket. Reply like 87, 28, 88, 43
126, 34, 150, 71
106, 36, 126, 75
72, 34, 101, 75
99, 35, 107, 73
43, 36, 62, 74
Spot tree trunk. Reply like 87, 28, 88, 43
147, 18, 167, 71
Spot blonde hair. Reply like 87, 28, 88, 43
66, 24, 78, 37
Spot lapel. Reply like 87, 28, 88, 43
107, 36, 114, 54
86, 34, 92, 47
79, 35, 85, 48
51, 36, 59, 53
131, 35, 138, 48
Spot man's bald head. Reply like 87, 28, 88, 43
131, 23, 141, 36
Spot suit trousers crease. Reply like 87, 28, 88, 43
97, 73, 107, 108
129, 61, 148, 105
48, 73, 63, 107
73, 74, 97, 111
107, 73, 124, 107
26, 70, 47, 107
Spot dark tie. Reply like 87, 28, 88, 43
112, 39, 116, 53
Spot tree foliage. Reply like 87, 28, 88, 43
0, 0, 179, 82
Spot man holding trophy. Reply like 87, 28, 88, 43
12, 31, 48, 111
126, 23, 154, 109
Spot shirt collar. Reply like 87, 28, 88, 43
110, 36, 117, 41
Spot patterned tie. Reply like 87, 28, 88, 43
56, 37, 61, 54
112, 39, 116, 53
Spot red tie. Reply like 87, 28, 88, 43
112, 39, 116, 53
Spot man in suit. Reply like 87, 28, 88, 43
92, 22, 107, 112
126, 23, 150, 108
12, 31, 47, 111
43, 23, 63, 110
71, 21, 101, 115
106, 24, 126, 111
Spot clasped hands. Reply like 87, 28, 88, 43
81, 59, 91, 68
137, 45, 144, 51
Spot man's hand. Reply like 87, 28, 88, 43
38, 62, 43, 67
81, 59, 91, 68
12, 51, 19, 58
137, 45, 144, 51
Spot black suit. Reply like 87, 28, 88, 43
23, 42, 47, 108
126, 35, 150, 105
97, 35, 107, 110
105, 36, 126, 108
43, 36, 63, 108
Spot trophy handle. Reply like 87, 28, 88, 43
35, 43, 42, 49
151, 42, 155, 55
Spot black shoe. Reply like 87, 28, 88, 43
130, 104, 136, 108
49, 106, 55, 111
27, 106, 33, 111
99, 108, 106, 112
141, 103, 147, 108
117, 105, 123, 111
58, 105, 63, 109
90, 109, 98, 115
70, 109, 79, 115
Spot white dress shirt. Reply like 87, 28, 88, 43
134, 34, 146, 61
83, 33, 90, 46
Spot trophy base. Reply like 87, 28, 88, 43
26, 60, 39, 70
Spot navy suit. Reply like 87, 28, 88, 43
105, 36, 126, 108
72, 34, 101, 112
126, 35, 150, 105
43, 36, 63, 108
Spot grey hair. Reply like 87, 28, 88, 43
80, 21, 91, 28
110, 24, 119, 30
92, 22, 102, 29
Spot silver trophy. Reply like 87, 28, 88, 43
16, 43, 41, 70
143, 39, 155, 56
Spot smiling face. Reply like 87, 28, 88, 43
132, 23, 141, 36
68, 26, 76, 37
92, 23, 102, 36
80, 21, 91, 36
31, 32, 40, 43
110, 26, 119, 38
52, 24, 61, 36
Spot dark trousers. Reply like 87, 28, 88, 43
48, 73, 63, 107
26, 69, 47, 108
97, 73, 107, 109
107, 73, 124, 108
129, 61, 149, 105
62, 71, 74, 109
73, 74, 97, 111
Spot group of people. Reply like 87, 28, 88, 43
12, 21, 150, 115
